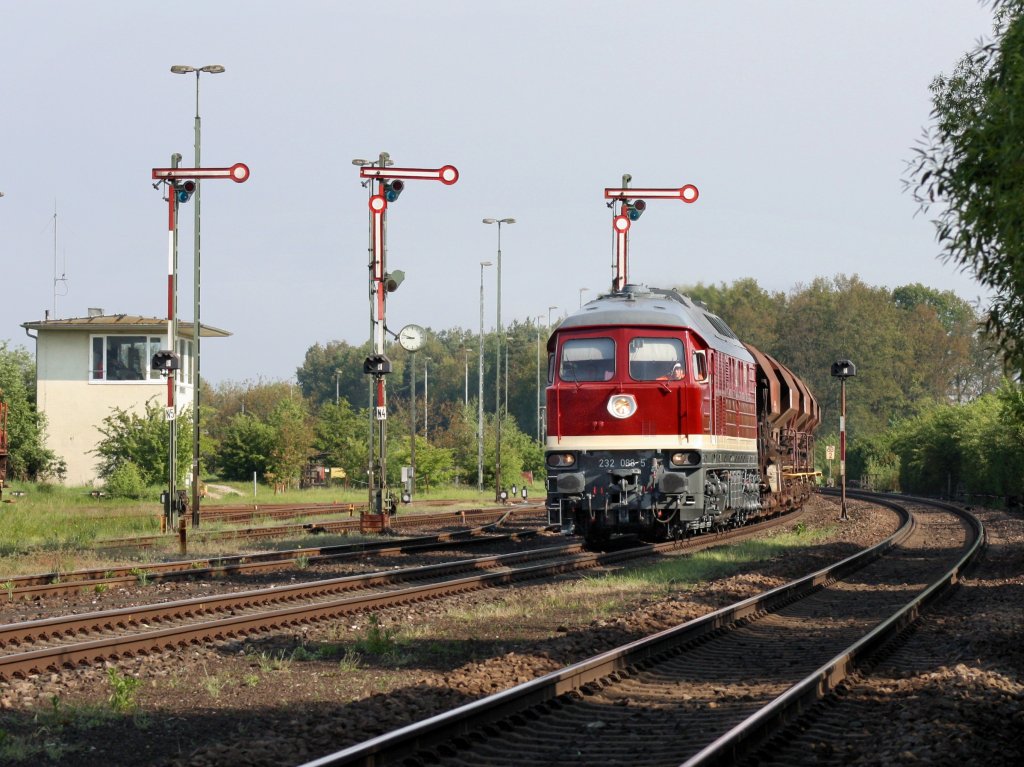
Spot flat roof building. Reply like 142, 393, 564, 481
21, 313, 229, 486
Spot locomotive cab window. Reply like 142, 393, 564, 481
692, 350, 709, 383
629, 337, 684, 381
560, 338, 615, 382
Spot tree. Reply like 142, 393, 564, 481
296, 340, 373, 411
214, 413, 276, 481
682, 278, 784, 352
0, 341, 63, 481
93, 400, 193, 486
313, 399, 368, 483
266, 398, 314, 487
906, 2, 1024, 371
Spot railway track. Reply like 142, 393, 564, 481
0, 509, 801, 682
301, 492, 981, 767
93, 504, 542, 550
0, 520, 543, 601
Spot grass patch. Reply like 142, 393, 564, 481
447, 523, 835, 638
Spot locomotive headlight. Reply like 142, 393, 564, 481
607, 394, 637, 419
547, 453, 576, 468
670, 451, 701, 467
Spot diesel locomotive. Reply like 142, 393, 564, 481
544, 284, 819, 545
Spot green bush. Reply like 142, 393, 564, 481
104, 461, 148, 499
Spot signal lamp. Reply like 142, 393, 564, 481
174, 179, 196, 203
385, 179, 404, 202
151, 350, 180, 371
625, 199, 646, 221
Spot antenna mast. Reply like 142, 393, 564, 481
52, 202, 68, 319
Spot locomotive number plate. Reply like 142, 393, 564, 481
597, 457, 647, 469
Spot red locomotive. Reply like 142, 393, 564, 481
544, 284, 820, 544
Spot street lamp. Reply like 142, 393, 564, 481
483, 217, 515, 501
462, 347, 469, 407
478, 261, 493, 492
547, 305, 558, 328
171, 63, 225, 529
504, 334, 513, 415
579, 287, 590, 308
424, 357, 431, 444
536, 315, 545, 445
831, 359, 857, 521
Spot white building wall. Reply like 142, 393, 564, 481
36, 330, 191, 486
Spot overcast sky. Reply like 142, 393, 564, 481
0, 1, 995, 384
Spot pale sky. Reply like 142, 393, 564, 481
0, 1, 995, 384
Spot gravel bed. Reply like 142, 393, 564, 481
749, 504, 1023, 766
0, 532, 565, 626
2, 495, 1009, 766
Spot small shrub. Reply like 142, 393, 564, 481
354, 614, 398, 655
107, 668, 141, 712
105, 462, 148, 500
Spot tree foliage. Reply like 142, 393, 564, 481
214, 413, 277, 482
93, 400, 193, 486
0, 341, 63, 481
906, 1, 1024, 371
683, 276, 995, 439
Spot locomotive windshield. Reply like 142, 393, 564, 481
629, 337, 685, 381
560, 337, 615, 381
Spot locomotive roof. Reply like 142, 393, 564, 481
558, 284, 753, 359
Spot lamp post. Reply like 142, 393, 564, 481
171, 63, 225, 529
548, 305, 558, 328
424, 357, 431, 444
478, 261, 492, 492
483, 217, 514, 500
335, 369, 341, 405
462, 347, 469, 407
579, 287, 589, 308
536, 315, 545, 445
504, 335, 512, 415
830, 359, 857, 521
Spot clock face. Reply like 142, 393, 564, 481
398, 324, 424, 351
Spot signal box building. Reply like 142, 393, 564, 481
21, 312, 230, 486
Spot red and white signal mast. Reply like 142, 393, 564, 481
151, 159, 249, 529
356, 154, 458, 516
604, 175, 699, 291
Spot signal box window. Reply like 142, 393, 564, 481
629, 337, 684, 381
90, 335, 163, 382
560, 338, 615, 382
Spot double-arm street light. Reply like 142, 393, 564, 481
483, 217, 514, 500
171, 63, 225, 528
478, 261, 493, 492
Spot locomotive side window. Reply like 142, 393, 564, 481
560, 338, 615, 382
628, 337, 684, 381
692, 350, 709, 383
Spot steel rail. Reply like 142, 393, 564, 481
0, 522, 538, 600
0, 510, 802, 681
300, 499, 917, 766
680, 492, 984, 766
